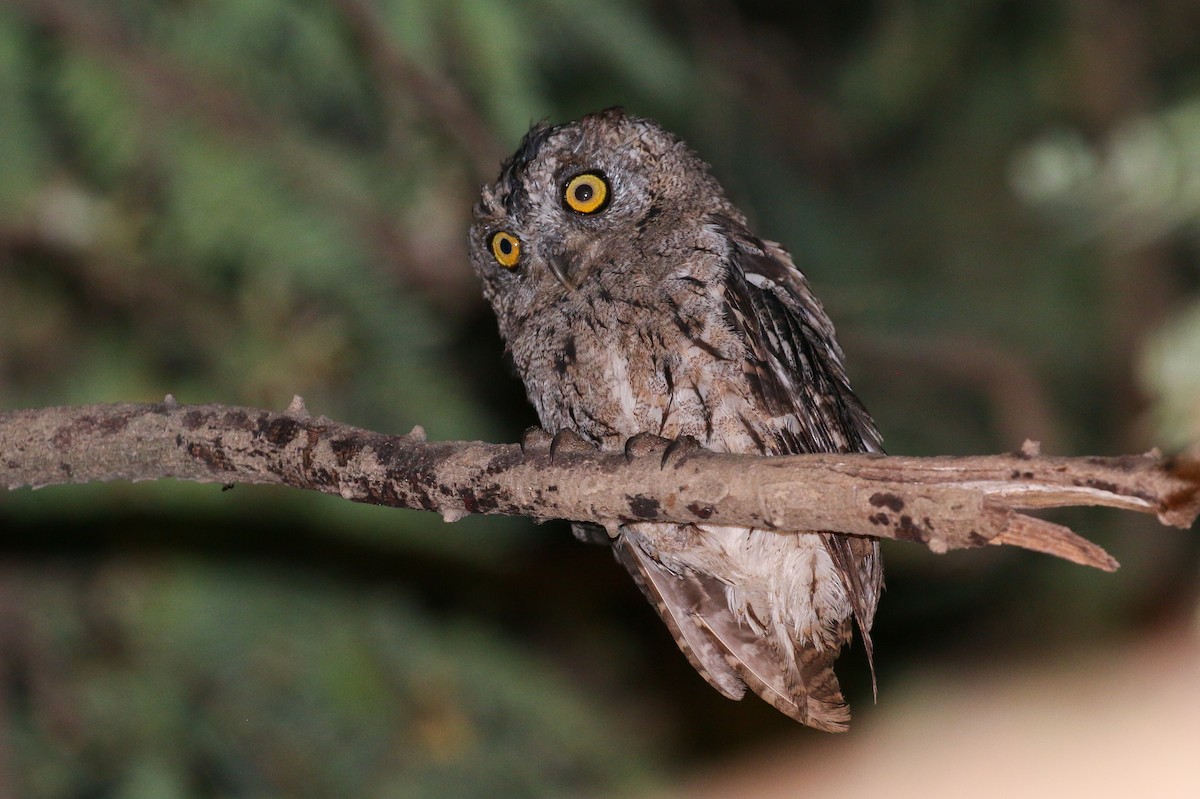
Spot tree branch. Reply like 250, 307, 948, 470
3, 401, 1198, 571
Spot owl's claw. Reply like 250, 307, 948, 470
660, 434, 703, 469
623, 432, 671, 462
549, 428, 596, 461
520, 426, 554, 455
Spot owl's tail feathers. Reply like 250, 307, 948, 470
821, 533, 882, 700
614, 537, 850, 732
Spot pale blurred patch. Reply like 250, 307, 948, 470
1140, 300, 1200, 449
1010, 99, 1200, 247
676, 626, 1200, 798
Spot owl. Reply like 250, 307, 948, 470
469, 108, 882, 731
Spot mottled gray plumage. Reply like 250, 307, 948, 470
469, 108, 882, 731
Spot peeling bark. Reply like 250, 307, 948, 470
3, 400, 1198, 571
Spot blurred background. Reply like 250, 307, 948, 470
1, 0, 1199, 796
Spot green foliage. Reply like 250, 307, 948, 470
0, 9, 50, 212
9, 560, 649, 798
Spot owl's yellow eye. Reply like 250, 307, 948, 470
489, 231, 521, 268
563, 172, 610, 215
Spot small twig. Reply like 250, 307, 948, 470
3, 402, 1197, 571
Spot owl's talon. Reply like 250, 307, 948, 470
520, 426, 553, 454
624, 432, 670, 462
660, 434, 703, 469
549, 428, 596, 461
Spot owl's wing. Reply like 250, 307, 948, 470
712, 215, 881, 456
712, 215, 884, 677
612, 534, 745, 700
614, 532, 852, 731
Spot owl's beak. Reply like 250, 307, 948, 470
546, 251, 578, 291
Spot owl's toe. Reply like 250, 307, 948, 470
549, 428, 597, 461
623, 431, 671, 462
520, 425, 553, 454
661, 434, 704, 469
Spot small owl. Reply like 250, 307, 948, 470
469, 108, 882, 731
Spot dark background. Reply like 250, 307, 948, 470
1, 0, 1198, 796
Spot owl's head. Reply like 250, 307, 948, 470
469, 108, 735, 320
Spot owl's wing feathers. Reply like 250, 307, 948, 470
711, 214, 884, 684
612, 535, 746, 701
711, 215, 881, 456
616, 532, 851, 731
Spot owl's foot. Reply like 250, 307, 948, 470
520, 426, 598, 461
620, 432, 703, 469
